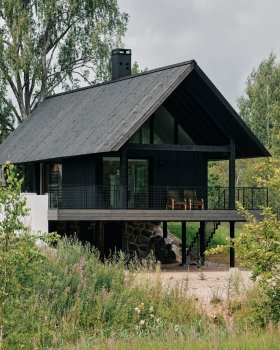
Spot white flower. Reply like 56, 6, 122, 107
150, 314, 154, 319
134, 307, 141, 314
149, 306, 154, 313
139, 319, 145, 326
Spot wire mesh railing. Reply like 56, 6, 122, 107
48, 185, 268, 210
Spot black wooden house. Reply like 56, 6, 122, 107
0, 49, 269, 266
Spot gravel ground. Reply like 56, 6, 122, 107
138, 262, 254, 318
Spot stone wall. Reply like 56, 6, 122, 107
125, 221, 179, 263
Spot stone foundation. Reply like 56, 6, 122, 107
125, 221, 179, 263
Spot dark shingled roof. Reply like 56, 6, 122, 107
0, 60, 269, 163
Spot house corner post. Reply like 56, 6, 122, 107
181, 221, 187, 265
229, 139, 236, 210
199, 221, 206, 264
230, 221, 235, 268
163, 222, 168, 238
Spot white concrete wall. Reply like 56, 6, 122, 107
23, 193, 49, 234
0, 193, 48, 234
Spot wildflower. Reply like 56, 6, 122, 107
150, 314, 154, 319
174, 324, 180, 332
134, 307, 141, 315
156, 317, 161, 323
149, 306, 154, 313
139, 319, 145, 326
135, 325, 139, 330
140, 302, 144, 309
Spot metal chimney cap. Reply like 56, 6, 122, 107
112, 48, 131, 55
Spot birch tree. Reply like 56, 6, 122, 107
0, 0, 128, 139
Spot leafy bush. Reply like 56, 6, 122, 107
207, 203, 280, 325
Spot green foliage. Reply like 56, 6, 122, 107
235, 205, 280, 279
58, 329, 280, 349
131, 61, 148, 75
252, 157, 280, 213
207, 204, 280, 324
0, 0, 128, 139
238, 53, 280, 153
0, 164, 279, 348
236, 205, 280, 323
1, 237, 214, 349
167, 222, 199, 246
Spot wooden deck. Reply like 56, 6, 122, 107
48, 209, 262, 222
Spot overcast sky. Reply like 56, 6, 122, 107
118, 0, 280, 109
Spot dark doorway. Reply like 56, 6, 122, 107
103, 222, 123, 258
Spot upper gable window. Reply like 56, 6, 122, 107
128, 106, 194, 145
153, 107, 174, 144
178, 124, 194, 145
129, 119, 150, 144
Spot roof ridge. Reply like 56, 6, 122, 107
46, 59, 195, 99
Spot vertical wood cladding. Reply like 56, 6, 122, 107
62, 156, 95, 185
151, 151, 207, 188
125, 150, 207, 189
61, 151, 207, 189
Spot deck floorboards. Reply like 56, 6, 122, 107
48, 209, 262, 222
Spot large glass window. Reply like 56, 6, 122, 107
102, 157, 120, 186
127, 106, 194, 145
129, 119, 150, 144
178, 124, 194, 145
128, 159, 149, 208
153, 107, 174, 144
103, 157, 120, 208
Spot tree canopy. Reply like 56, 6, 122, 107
238, 53, 280, 154
0, 0, 128, 140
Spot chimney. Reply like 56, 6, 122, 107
111, 48, 131, 80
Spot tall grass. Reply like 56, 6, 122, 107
2, 237, 278, 349
2, 237, 215, 349
60, 330, 280, 350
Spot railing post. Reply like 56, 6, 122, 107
163, 222, 168, 238
229, 139, 236, 210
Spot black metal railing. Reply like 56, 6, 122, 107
48, 185, 268, 210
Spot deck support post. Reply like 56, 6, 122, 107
230, 221, 235, 268
181, 221, 187, 265
163, 222, 168, 238
199, 221, 206, 264
120, 148, 128, 208
229, 139, 236, 210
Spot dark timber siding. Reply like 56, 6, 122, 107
62, 156, 96, 185
126, 150, 207, 188
60, 151, 206, 189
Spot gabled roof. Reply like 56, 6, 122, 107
0, 60, 269, 164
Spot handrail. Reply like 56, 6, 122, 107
48, 184, 269, 210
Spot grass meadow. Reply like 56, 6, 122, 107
1, 237, 279, 349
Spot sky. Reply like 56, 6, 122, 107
117, 0, 280, 109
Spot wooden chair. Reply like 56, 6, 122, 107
166, 190, 191, 210
184, 190, 204, 210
